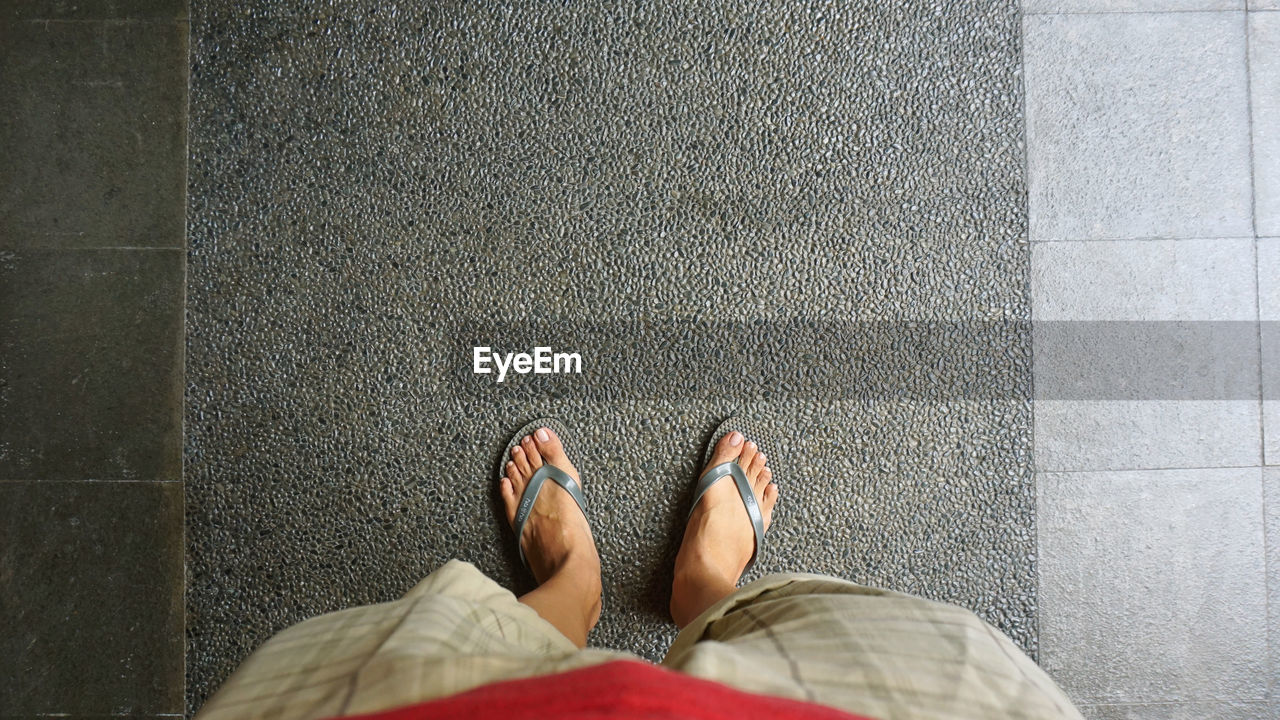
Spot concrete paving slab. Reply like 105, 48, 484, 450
0, 19, 187, 249
4, 1, 186, 20
1031, 239, 1260, 470
1024, 1, 1242, 13
1031, 239, 1257, 321
1262, 238, 1280, 465
1023, 12, 1252, 241
1034, 400, 1260, 470
1039, 467, 1268, 704
0, 481, 184, 715
1252, 12, 1280, 236
0, 249, 184, 481
1078, 702, 1274, 720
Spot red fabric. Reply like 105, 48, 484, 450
337, 660, 873, 720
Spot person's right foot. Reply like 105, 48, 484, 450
670, 430, 779, 628
499, 427, 600, 591
499, 426, 603, 645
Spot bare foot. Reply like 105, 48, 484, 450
499, 427, 602, 646
670, 430, 779, 629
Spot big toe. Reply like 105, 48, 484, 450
706, 430, 745, 467
533, 426, 570, 468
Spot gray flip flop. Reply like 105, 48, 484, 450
499, 417, 587, 572
688, 416, 772, 574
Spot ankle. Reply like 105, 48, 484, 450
673, 563, 735, 600
676, 541, 742, 586
670, 562, 736, 628
554, 551, 602, 599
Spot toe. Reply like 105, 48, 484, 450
746, 451, 766, 483
761, 481, 779, 530
512, 445, 532, 477
755, 466, 773, 495
533, 426, 569, 467
737, 441, 758, 477
521, 435, 544, 470
752, 460, 772, 492
706, 430, 745, 468
500, 476, 518, 526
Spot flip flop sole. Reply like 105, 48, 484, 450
702, 415, 777, 480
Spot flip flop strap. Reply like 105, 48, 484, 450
689, 461, 764, 573
514, 463, 587, 571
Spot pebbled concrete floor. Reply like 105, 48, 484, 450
186, 0, 1033, 711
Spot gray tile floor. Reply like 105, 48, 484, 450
0, 0, 188, 717
1024, 0, 1278, 717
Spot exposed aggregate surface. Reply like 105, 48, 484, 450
186, 0, 1034, 711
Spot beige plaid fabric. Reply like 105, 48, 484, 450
196, 560, 1081, 720
665, 573, 1082, 720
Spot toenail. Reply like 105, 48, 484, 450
729, 432, 742, 446
746, 441, 756, 450
536, 428, 549, 442
759, 454, 766, 462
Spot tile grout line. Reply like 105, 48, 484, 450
0, 478, 182, 483
1077, 700, 1271, 707
1017, 5, 1042, 664
1039, 463, 1263, 475
16, 17, 191, 25
1256, 239, 1270, 469
1246, 7, 1261, 239
1248, 4, 1274, 682
1031, 235, 1255, 244
1245, 35, 1274, 697
1263, 466, 1277, 704
1024, 7, 1256, 17
0, 246, 187, 251
1246, 6, 1272, 476
180, 5, 193, 711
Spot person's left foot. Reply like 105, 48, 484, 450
499, 427, 602, 613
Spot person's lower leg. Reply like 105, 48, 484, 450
671, 556, 737, 629
518, 553, 601, 648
